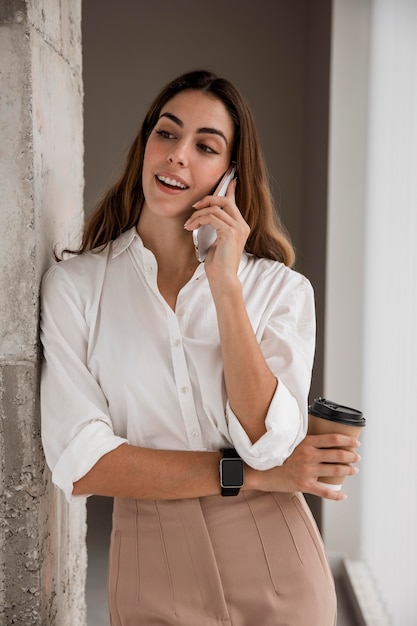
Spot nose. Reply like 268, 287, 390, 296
168, 154, 184, 166
167, 140, 188, 166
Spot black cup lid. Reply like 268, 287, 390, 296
308, 397, 366, 426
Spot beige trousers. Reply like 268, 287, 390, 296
108, 491, 336, 625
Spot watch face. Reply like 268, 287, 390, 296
221, 458, 244, 488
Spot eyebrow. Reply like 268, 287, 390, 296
158, 112, 228, 146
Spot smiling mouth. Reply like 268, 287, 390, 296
156, 175, 189, 190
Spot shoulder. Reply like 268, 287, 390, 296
41, 228, 137, 305
41, 244, 111, 302
240, 255, 315, 334
241, 253, 313, 296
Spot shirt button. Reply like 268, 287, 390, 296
191, 430, 199, 438
174, 339, 181, 347
177, 309, 184, 317
181, 386, 189, 394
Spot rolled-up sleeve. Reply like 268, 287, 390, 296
226, 280, 316, 470
40, 265, 128, 502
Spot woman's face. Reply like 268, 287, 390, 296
142, 89, 234, 221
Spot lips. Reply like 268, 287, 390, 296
156, 174, 189, 190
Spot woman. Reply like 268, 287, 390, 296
40, 70, 360, 625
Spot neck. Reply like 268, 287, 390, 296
137, 212, 198, 274
137, 211, 200, 311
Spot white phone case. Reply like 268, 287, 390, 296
193, 165, 236, 262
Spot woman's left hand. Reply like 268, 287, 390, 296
184, 179, 250, 283
248, 433, 361, 500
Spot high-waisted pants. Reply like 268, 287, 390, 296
108, 490, 337, 625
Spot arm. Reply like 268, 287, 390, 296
73, 433, 360, 502
185, 179, 277, 443
73, 445, 222, 499
208, 280, 276, 443
185, 181, 313, 453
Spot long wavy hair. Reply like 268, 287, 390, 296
65, 70, 295, 266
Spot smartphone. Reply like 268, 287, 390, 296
192, 164, 237, 262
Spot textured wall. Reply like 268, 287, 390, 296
0, 0, 86, 623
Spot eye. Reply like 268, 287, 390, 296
155, 129, 175, 139
197, 143, 219, 155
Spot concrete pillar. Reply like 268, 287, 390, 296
0, 1, 86, 624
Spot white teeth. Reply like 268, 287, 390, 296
157, 175, 187, 189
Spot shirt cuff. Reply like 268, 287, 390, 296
225, 379, 306, 470
51, 420, 128, 503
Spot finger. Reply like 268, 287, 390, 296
318, 462, 359, 479
184, 206, 235, 231
191, 198, 234, 219
192, 186, 238, 216
308, 433, 361, 450
192, 196, 226, 211
314, 484, 348, 501
316, 447, 361, 465
299, 477, 348, 501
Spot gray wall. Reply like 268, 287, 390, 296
82, 0, 331, 401
0, 1, 86, 623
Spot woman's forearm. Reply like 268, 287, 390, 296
211, 279, 277, 443
72, 434, 360, 502
73, 444, 224, 499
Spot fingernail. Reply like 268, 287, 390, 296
184, 219, 190, 228
192, 202, 199, 208
356, 440, 361, 447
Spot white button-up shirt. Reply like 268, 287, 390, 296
40, 228, 315, 502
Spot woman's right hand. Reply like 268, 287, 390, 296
246, 434, 361, 501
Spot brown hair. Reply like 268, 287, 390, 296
65, 70, 295, 266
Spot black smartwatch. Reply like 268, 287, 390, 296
220, 448, 244, 496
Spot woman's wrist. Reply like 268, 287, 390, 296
242, 464, 261, 491
208, 274, 242, 304
242, 462, 290, 494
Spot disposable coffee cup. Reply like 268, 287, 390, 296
308, 397, 365, 490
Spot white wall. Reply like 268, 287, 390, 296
325, 0, 417, 623
361, 0, 417, 623
323, 0, 371, 559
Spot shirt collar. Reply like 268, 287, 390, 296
111, 227, 140, 258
